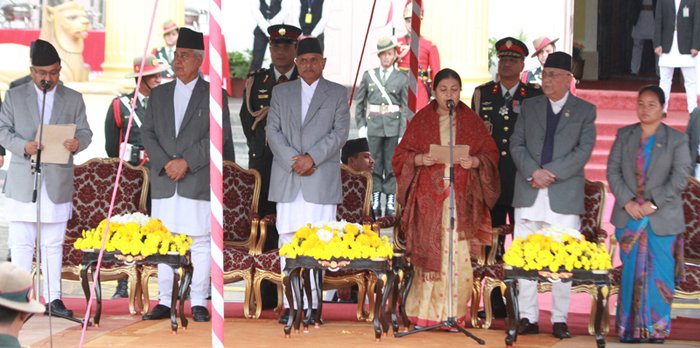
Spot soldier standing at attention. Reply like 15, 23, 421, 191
472, 37, 542, 319
354, 37, 408, 217
151, 20, 178, 79
396, 2, 440, 112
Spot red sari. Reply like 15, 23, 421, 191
393, 100, 500, 275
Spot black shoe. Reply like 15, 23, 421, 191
517, 318, 539, 335
552, 322, 571, 339
192, 306, 210, 322
648, 338, 665, 344
142, 304, 171, 320
278, 308, 297, 324
309, 309, 324, 325
44, 299, 74, 318
112, 278, 129, 299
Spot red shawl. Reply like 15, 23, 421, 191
392, 100, 500, 275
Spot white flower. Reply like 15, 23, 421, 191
316, 228, 333, 243
110, 212, 151, 226
535, 225, 583, 242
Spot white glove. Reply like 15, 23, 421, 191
358, 126, 368, 138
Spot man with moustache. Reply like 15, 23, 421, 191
266, 37, 350, 323
0, 39, 93, 318
472, 37, 542, 319
240, 24, 301, 311
141, 28, 235, 322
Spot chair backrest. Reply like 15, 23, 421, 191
336, 163, 372, 224
682, 177, 700, 263
66, 158, 149, 239
580, 180, 606, 243
223, 160, 261, 244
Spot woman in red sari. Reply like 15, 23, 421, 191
393, 68, 500, 327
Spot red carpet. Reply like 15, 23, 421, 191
60, 297, 700, 341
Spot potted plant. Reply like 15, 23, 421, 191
228, 49, 252, 98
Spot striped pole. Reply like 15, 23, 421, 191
408, 0, 422, 116
208, 0, 225, 347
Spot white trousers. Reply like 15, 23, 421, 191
513, 214, 580, 324
659, 65, 698, 113
158, 235, 211, 307
8, 221, 67, 302
279, 232, 318, 310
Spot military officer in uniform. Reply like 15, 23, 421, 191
472, 37, 542, 318
354, 36, 408, 217
151, 20, 178, 79
396, 3, 440, 112
105, 54, 168, 164
104, 54, 168, 298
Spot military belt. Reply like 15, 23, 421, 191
368, 104, 400, 113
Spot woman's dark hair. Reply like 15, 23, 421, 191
638, 85, 665, 106
433, 68, 462, 90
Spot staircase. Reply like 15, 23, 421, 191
577, 89, 691, 184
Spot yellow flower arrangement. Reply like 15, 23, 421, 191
279, 221, 393, 261
503, 226, 612, 272
73, 212, 192, 257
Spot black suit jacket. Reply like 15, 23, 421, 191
654, 0, 700, 53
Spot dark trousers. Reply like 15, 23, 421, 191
368, 135, 398, 194
250, 28, 269, 73
489, 203, 514, 260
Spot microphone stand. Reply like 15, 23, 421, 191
27, 80, 86, 331
394, 100, 484, 345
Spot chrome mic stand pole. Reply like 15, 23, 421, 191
395, 99, 484, 344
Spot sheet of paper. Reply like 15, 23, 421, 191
31, 124, 77, 164
428, 144, 470, 164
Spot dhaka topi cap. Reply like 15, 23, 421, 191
341, 138, 370, 164
31, 39, 60, 67
176, 27, 204, 50
543, 51, 572, 72
296, 37, 323, 56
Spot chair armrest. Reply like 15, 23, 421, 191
373, 215, 397, 230
594, 227, 608, 244
255, 213, 277, 253
494, 224, 514, 236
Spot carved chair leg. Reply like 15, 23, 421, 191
243, 272, 253, 319
365, 273, 377, 322
356, 277, 367, 321
471, 277, 483, 329
252, 273, 265, 319
127, 271, 138, 315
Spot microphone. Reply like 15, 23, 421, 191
446, 99, 455, 110
40, 80, 51, 90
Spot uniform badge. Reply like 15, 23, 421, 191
499, 104, 509, 116
484, 120, 493, 135
512, 100, 521, 113
564, 109, 571, 118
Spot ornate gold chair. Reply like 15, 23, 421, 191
251, 164, 374, 320
477, 180, 608, 332
61, 158, 149, 315
139, 161, 260, 318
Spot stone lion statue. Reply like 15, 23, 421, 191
39, 1, 91, 82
